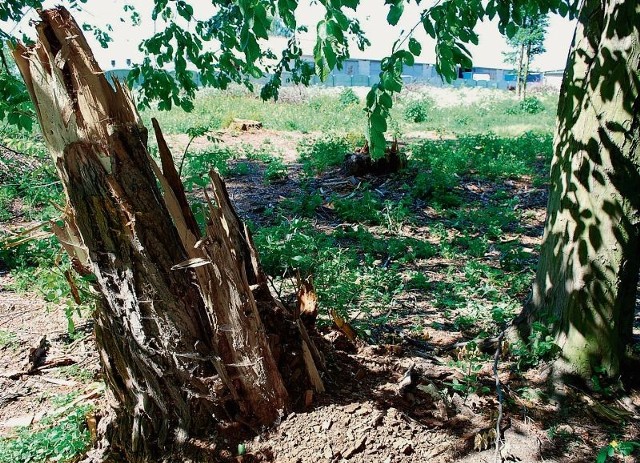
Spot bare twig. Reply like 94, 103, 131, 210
493, 330, 506, 463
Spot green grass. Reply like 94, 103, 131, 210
247, 127, 550, 338
398, 93, 557, 136
0, 329, 18, 349
252, 218, 405, 325
298, 134, 351, 176
0, 405, 92, 463
0, 130, 62, 223
143, 88, 368, 135
143, 86, 558, 138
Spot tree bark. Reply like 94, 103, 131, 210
12, 7, 315, 462
522, 42, 531, 99
520, 0, 640, 378
516, 43, 525, 97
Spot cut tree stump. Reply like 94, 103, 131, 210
343, 140, 407, 176
229, 118, 263, 131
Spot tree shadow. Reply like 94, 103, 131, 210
516, 0, 640, 379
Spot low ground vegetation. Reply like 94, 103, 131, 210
1, 86, 638, 462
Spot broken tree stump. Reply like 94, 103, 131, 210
13, 7, 322, 462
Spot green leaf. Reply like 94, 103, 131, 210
365, 87, 377, 107
401, 50, 414, 66
253, 3, 270, 39
327, 20, 345, 43
557, 1, 569, 17
379, 92, 392, 109
422, 16, 436, 38
382, 72, 402, 92
387, 4, 404, 26
368, 123, 387, 159
408, 38, 422, 56
370, 110, 387, 133
485, 0, 496, 19
323, 41, 337, 70
176, 1, 193, 21
313, 40, 330, 80
618, 442, 635, 456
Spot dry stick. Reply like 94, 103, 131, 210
493, 330, 506, 463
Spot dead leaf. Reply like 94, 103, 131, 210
330, 309, 357, 342
296, 276, 318, 326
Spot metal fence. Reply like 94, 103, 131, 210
106, 68, 528, 91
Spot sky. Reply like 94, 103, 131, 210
15, 0, 576, 72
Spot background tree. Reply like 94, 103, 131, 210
502, 8, 549, 98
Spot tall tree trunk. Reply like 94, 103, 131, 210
519, 0, 640, 378
522, 42, 531, 99
516, 43, 525, 97
12, 7, 318, 462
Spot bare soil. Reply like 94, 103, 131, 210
1, 129, 638, 463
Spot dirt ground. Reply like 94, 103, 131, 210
1, 129, 639, 463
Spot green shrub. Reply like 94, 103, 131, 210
182, 146, 234, 190
511, 321, 560, 369
280, 191, 324, 217
263, 157, 288, 183
403, 98, 433, 123
520, 96, 545, 114
338, 88, 360, 106
298, 134, 350, 176
332, 190, 383, 225
506, 96, 545, 115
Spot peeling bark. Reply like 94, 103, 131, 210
12, 7, 319, 461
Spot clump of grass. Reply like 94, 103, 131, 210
279, 190, 324, 217
332, 190, 384, 225
263, 156, 288, 183
403, 98, 434, 123
0, 329, 18, 349
338, 87, 360, 106
506, 96, 545, 115
298, 134, 350, 176
252, 218, 404, 324
0, 405, 92, 463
